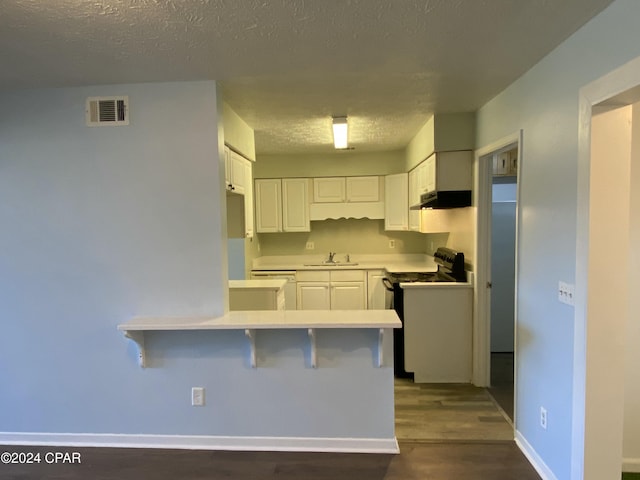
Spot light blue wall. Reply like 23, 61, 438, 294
0, 81, 226, 433
227, 238, 246, 280
476, 0, 640, 477
0, 81, 395, 442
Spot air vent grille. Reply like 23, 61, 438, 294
86, 96, 129, 126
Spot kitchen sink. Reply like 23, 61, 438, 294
303, 262, 359, 267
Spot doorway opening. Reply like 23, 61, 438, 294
473, 131, 522, 428
488, 148, 518, 422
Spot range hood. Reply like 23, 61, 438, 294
410, 190, 472, 210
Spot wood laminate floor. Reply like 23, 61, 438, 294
0, 442, 541, 480
395, 379, 514, 442
488, 352, 515, 422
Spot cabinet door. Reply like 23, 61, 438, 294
230, 151, 246, 195
424, 155, 436, 193
243, 160, 254, 238
367, 270, 389, 310
331, 282, 366, 310
255, 179, 282, 233
408, 168, 420, 231
508, 149, 518, 175
313, 177, 346, 203
384, 173, 408, 231
282, 178, 310, 232
224, 146, 232, 189
346, 176, 380, 202
297, 282, 331, 310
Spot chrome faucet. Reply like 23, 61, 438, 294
327, 251, 336, 263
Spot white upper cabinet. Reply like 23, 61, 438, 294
243, 160, 254, 238
492, 148, 518, 176
309, 175, 384, 220
313, 176, 381, 203
255, 178, 310, 233
224, 146, 231, 188
225, 146, 254, 239
384, 173, 409, 231
345, 176, 380, 202
421, 151, 473, 194
424, 155, 436, 194
230, 151, 248, 195
282, 178, 311, 232
313, 177, 346, 203
408, 167, 421, 231
224, 147, 250, 196
255, 179, 282, 233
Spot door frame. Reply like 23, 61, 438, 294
573, 55, 640, 479
473, 130, 523, 405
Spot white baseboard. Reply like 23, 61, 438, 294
515, 430, 558, 480
0, 432, 399, 454
623, 457, 640, 473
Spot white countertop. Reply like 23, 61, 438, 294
118, 309, 402, 331
252, 254, 438, 273
229, 279, 287, 290
400, 281, 473, 289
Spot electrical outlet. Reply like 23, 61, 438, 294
540, 406, 547, 429
389, 240, 396, 249
558, 281, 575, 306
305, 241, 315, 250
192, 387, 205, 406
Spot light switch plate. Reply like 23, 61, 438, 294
192, 387, 205, 406
558, 281, 575, 306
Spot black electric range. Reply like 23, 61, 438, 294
382, 247, 467, 378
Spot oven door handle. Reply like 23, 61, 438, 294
381, 277, 395, 292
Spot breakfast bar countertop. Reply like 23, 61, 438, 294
118, 309, 402, 331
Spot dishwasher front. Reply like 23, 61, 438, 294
250, 270, 297, 310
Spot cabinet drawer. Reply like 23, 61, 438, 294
296, 270, 331, 282
330, 270, 365, 282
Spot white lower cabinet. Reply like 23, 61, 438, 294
331, 282, 366, 310
297, 283, 331, 310
297, 270, 366, 310
367, 270, 389, 309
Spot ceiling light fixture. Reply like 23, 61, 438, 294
332, 116, 348, 149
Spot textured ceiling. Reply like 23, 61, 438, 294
0, 0, 615, 154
